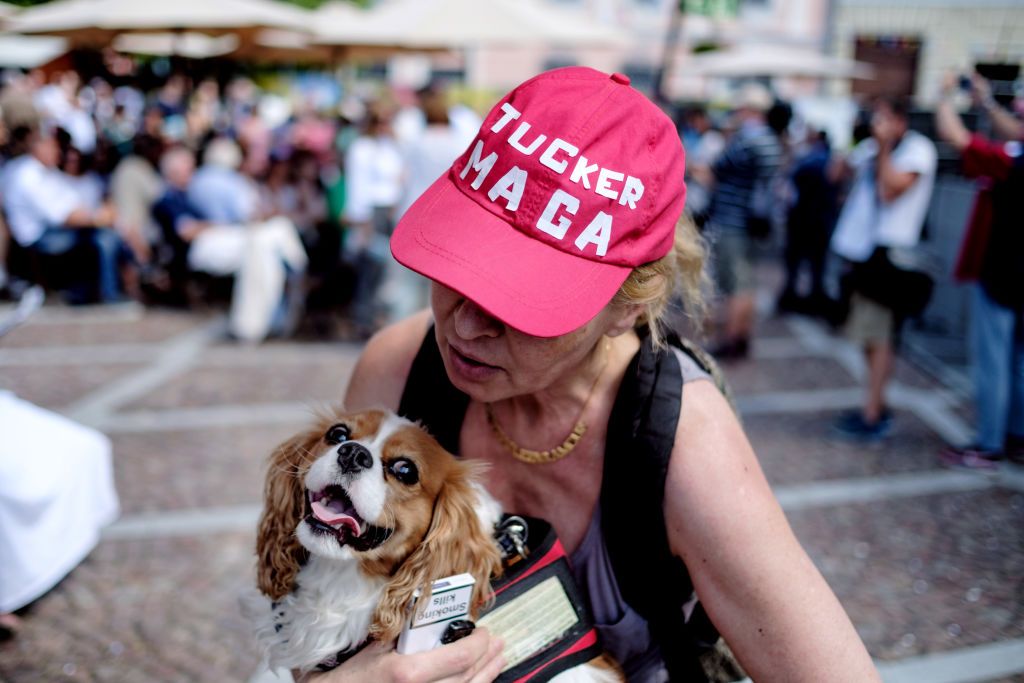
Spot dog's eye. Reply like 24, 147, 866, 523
388, 458, 419, 485
325, 423, 350, 445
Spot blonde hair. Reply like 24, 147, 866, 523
612, 216, 708, 349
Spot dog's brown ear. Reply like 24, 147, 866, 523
372, 462, 503, 642
256, 428, 321, 599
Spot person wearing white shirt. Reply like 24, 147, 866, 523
384, 90, 471, 322
343, 105, 404, 337
1, 130, 130, 303
175, 139, 308, 343
830, 98, 938, 440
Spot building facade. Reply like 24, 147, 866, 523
833, 0, 1024, 105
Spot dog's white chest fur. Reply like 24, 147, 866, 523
244, 557, 386, 672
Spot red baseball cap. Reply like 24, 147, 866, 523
391, 66, 686, 337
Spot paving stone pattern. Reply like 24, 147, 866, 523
1, 301, 1022, 683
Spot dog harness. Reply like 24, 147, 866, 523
399, 328, 729, 682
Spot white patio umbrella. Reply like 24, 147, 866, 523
112, 32, 239, 59
6, 0, 311, 49
0, 34, 68, 69
113, 29, 332, 64
313, 0, 625, 51
685, 43, 874, 80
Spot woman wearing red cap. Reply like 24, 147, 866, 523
323, 68, 878, 683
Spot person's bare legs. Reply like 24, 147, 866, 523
863, 340, 894, 423
725, 291, 756, 344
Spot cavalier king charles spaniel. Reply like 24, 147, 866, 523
243, 408, 503, 675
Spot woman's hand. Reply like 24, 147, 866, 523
300, 628, 505, 683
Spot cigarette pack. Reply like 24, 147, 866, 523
396, 573, 476, 655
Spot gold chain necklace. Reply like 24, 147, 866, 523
485, 343, 610, 465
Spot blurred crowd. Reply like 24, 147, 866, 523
680, 75, 1023, 466
0, 68, 480, 342
0, 64, 1021, 467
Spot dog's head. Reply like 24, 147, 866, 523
256, 408, 503, 641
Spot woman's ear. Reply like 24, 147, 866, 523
255, 429, 319, 600
372, 463, 503, 643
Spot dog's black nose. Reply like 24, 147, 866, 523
337, 442, 373, 473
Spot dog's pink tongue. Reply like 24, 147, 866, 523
311, 501, 360, 535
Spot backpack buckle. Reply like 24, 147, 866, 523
495, 515, 530, 566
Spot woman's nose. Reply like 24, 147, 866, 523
453, 299, 503, 340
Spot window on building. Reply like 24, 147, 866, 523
851, 35, 922, 102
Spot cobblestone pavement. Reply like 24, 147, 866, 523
1, 300, 1023, 683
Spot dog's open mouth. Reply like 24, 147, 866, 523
305, 485, 392, 551
310, 485, 363, 536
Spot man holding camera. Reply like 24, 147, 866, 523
935, 72, 1024, 468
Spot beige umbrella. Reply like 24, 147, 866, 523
685, 43, 874, 80
112, 29, 332, 64
0, 34, 69, 69
112, 32, 239, 59
313, 0, 625, 51
7, 0, 311, 49
234, 28, 333, 64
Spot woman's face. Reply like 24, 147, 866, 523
430, 282, 633, 402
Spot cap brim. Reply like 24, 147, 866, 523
391, 173, 631, 338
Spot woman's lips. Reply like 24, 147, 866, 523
447, 343, 502, 382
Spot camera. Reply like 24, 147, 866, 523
958, 75, 973, 92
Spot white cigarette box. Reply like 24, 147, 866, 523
396, 573, 476, 655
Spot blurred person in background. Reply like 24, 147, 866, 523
393, 83, 480, 150
1, 128, 133, 304
290, 149, 330, 239
702, 83, 783, 359
261, 151, 333, 272
140, 105, 167, 142
184, 78, 223, 147
237, 103, 272, 179
109, 133, 164, 266
0, 72, 42, 135
386, 86, 468, 322
261, 155, 299, 221
36, 72, 96, 155
681, 106, 725, 229
830, 97, 937, 441
102, 103, 138, 158
57, 144, 103, 212
935, 72, 1024, 468
777, 129, 838, 316
343, 101, 404, 338
289, 103, 337, 164
181, 138, 308, 342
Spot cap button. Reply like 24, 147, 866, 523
610, 72, 630, 86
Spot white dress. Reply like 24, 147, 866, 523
0, 391, 119, 612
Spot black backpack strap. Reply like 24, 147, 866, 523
601, 331, 718, 681
397, 325, 469, 454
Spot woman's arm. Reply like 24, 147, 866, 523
344, 310, 432, 411
665, 381, 879, 682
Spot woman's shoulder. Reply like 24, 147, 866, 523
344, 310, 433, 412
